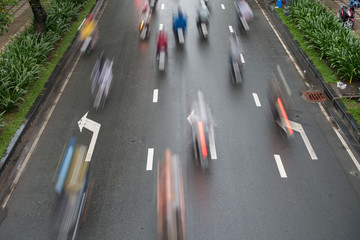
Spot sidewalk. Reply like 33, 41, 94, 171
0, 0, 31, 51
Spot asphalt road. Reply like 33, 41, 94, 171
1, 0, 360, 239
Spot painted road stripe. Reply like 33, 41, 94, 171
146, 148, 154, 171
252, 93, 261, 107
159, 24, 163, 30
254, 0, 305, 80
221, 4, 225, 9
161, 4, 165, 9
209, 126, 217, 159
289, 120, 318, 160
229, 25, 234, 33
318, 103, 360, 170
274, 154, 287, 178
240, 53, 245, 63
153, 89, 159, 102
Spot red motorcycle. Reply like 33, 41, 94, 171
338, 4, 356, 29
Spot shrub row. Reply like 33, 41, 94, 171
288, 0, 360, 83
0, 0, 85, 125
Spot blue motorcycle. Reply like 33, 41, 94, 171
173, 9, 187, 44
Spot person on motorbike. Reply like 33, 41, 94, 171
173, 8, 187, 34
228, 33, 243, 68
80, 13, 98, 52
196, 1, 210, 29
236, 0, 253, 24
156, 29, 167, 58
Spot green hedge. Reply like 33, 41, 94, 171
288, 0, 360, 83
0, 0, 84, 125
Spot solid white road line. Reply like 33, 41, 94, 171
2, 50, 83, 209
209, 126, 217, 159
1, 0, 111, 209
289, 120, 318, 160
252, 93, 261, 107
318, 103, 360, 171
240, 53, 245, 63
254, 0, 305, 80
153, 89, 159, 103
146, 148, 154, 171
221, 4, 225, 9
161, 4, 164, 9
229, 25, 234, 33
274, 154, 287, 178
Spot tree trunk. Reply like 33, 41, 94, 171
28, 0, 47, 34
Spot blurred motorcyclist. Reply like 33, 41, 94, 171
80, 13, 98, 52
236, 0, 253, 22
90, 52, 113, 110
228, 33, 243, 68
173, 8, 187, 34
156, 29, 168, 57
196, 1, 210, 30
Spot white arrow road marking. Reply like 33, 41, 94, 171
146, 148, 154, 171
161, 4, 164, 9
221, 4, 225, 9
229, 25, 234, 33
209, 126, 217, 160
187, 110, 195, 125
289, 120, 318, 160
252, 93, 261, 107
274, 154, 287, 178
153, 89, 159, 103
78, 112, 101, 162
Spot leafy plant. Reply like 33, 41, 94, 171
287, 0, 360, 82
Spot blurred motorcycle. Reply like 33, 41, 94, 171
79, 13, 98, 55
267, 65, 294, 136
139, 10, 151, 40
188, 90, 214, 169
228, 33, 244, 84
196, 1, 210, 39
234, 0, 253, 33
157, 149, 186, 240
338, 0, 359, 29
173, 8, 187, 44
156, 29, 168, 71
53, 137, 92, 240
90, 52, 114, 110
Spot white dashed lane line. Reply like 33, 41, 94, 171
274, 154, 287, 178
229, 25, 234, 33
146, 148, 154, 171
153, 89, 159, 103
252, 93, 261, 107
221, 4, 225, 9
161, 4, 164, 9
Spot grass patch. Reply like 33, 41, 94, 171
342, 98, 360, 125
275, 8, 339, 84
275, 7, 360, 127
0, 0, 96, 158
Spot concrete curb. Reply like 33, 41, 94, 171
0, 0, 103, 175
260, 0, 360, 142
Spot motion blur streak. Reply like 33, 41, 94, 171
277, 98, 293, 135
198, 121, 208, 158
